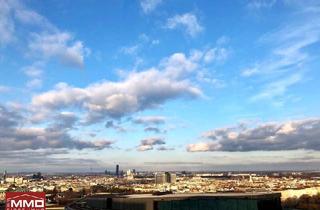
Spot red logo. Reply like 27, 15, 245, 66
5, 192, 46, 210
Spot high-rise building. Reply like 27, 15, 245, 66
155, 173, 166, 185
126, 169, 134, 180
169, 173, 176, 184
3, 170, 7, 184
116, 164, 119, 177
164, 172, 176, 184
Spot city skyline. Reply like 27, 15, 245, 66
0, 0, 320, 172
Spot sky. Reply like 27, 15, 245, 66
0, 0, 320, 173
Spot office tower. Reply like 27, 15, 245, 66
126, 169, 132, 176
3, 170, 7, 184
116, 164, 119, 177
155, 173, 166, 185
126, 169, 134, 180
164, 172, 176, 184
169, 173, 176, 184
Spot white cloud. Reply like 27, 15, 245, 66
31, 51, 203, 123
137, 137, 166, 151
26, 78, 42, 89
203, 47, 229, 63
119, 34, 160, 58
29, 32, 88, 68
32, 70, 201, 123
250, 73, 302, 102
0, 0, 15, 45
241, 67, 259, 77
0, 0, 89, 69
22, 62, 44, 89
242, 8, 320, 105
246, 16, 320, 77
161, 52, 198, 78
120, 45, 139, 55
23, 64, 43, 77
187, 118, 320, 152
137, 144, 153, 151
187, 142, 221, 152
166, 13, 203, 37
14, 6, 54, 29
0, 104, 113, 151
247, 0, 277, 9
140, 0, 163, 14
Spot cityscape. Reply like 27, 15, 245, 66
1, 166, 320, 209
1, 0, 320, 210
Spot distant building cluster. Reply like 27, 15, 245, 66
155, 172, 176, 185
1, 168, 320, 209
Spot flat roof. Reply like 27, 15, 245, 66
87, 192, 281, 200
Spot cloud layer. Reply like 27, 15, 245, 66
187, 118, 320, 152
0, 105, 113, 151
137, 137, 165, 151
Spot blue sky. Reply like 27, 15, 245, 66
0, 0, 320, 172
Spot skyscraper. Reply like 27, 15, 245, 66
3, 170, 7, 183
165, 172, 176, 184
116, 164, 119, 177
155, 172, 176, 185
155, 173, 166, 185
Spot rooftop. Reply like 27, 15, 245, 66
86, 192, 281, 200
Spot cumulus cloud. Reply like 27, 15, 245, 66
31, 52, 202, 124
140, 0, 162, 14
29, 32, 88, 68
187, 118, 320, 152
51, 112, 78, 130
137, 137, 166, 151
166, 13, 203, 37
0, 126, 113, 151
0, 104, 113, 151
